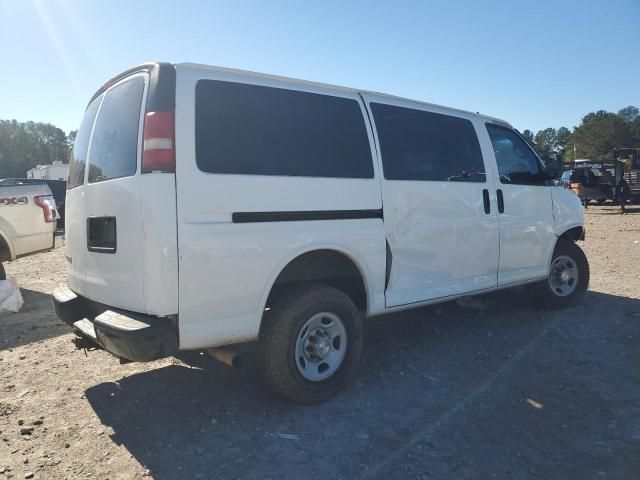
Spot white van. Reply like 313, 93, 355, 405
53, 62, 588, 404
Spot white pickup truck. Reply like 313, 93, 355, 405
0, 183, 59, 279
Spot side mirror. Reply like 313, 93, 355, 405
543, 154, 564, 179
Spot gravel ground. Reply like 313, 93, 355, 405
0, 204, 639, 480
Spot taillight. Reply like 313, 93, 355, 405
142, 111, 175, 173
34, 195, 58, 223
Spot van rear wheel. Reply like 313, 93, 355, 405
535, 239, 589, 309
257, 283, 363, 405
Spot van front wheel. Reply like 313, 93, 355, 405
0, 263, 5, 281
257, 283, 363, 405
536, 239, 589, 309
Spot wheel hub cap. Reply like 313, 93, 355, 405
295, 312, 348, 382
307, 331, 332, 359
548, 254, 579, 297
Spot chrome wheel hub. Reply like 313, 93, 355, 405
295, 312, 347, 382
548, 255, 579, 297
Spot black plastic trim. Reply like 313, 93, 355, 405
232, 209, 383, 223
497, 189, 505, 214
87, 217, 117, 254
87, 62, 176, 110
52, 287, 178, 362
482, 189, 491, 214
385, 240, 393, 290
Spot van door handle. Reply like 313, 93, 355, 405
482, 189, 490, 214
497, 189, 504, 214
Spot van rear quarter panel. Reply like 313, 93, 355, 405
174, 65, 386, 350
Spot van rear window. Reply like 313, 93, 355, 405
87, 76, 145, 183
195, 80, 374, 178
68, 98, 100, 189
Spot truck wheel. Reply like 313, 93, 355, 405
535, 239, 589, 309
257, 283, 363, 405
0, 263, 5, 281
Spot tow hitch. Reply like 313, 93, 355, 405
72, 336, 98, 352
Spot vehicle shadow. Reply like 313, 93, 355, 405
0, 288, 67, 350
85, 288, 640, 479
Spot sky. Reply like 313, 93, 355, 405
0, 0, 638, 135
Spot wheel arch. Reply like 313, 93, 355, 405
558, 225, 585, 242
546, 224, 586, 274
0, 227, 15, 262
258, 246, 372, 331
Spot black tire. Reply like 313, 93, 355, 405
596, 198, 607, 204
535, 239, 589, 309
0, 262, 5, 281
257, 283, 363, 405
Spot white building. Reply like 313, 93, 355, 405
26, 161, 68, 181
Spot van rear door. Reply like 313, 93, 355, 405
67, 64, 178, 316
66, 98, 100, 294
81, 74, 148, 311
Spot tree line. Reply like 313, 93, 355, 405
0, 120, 76, 179
522, 106, 640, 162
1, 105, 639, 178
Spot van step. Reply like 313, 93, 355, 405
94, 310, 151, 332
73, 318, 97, 341
53, 287, 78, 303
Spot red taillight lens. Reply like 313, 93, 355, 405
34, 195, 57, 223
142, 111, 175, 173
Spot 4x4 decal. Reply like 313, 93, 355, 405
0, 196, 28, 206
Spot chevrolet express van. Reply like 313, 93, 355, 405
53, 62, 588, 404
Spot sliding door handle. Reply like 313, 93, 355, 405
482, 189, 490, 214
497, 189, 504, 214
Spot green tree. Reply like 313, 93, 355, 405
568, 109, 635, 160
555, 127, 571, 157
0, 120, 74, 178
521, 129, 535, 148
534, 128, 558, 158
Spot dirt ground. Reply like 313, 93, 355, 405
1, 205, 639, 480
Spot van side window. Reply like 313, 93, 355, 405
486, 124, 545, 185
195, 80, 374, 178
370, 103, 485, 182
88, 76, 145, 183
68, 98, 101, 189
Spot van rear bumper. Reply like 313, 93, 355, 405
52, 286, 178, 362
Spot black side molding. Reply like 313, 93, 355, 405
385, 241, 393, 290
232, 209, 383, 223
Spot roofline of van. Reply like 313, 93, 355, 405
87, 62, 176, 112
176, 62, 513, 127
87, 61, 512, 128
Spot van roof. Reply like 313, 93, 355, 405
177, 62, 513, 128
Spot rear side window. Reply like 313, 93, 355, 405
67, 98, 100, 189
371, 103, 485, 182
195, 80, 374, 178
88, 76, 145, 183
